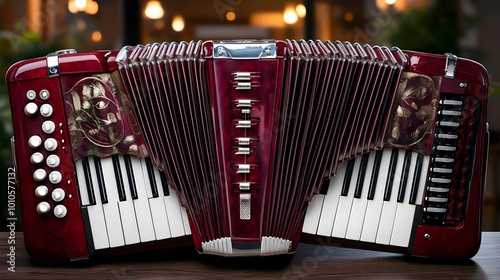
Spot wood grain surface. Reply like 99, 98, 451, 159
1, 232, 499, 279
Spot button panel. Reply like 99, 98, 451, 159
21, 87, 72, 220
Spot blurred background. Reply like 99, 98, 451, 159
0, 0, 499, 231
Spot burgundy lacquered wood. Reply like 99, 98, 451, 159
211, 58, 281, 241
8, 77, 89, 263
410, 55, 489, 259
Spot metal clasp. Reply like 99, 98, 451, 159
444, 53, 457, 78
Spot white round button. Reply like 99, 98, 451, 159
44, 138, 58, 151
48, 171, 62, 184
40, 89, 50, 100
51, 188, 65, 202
28, 135, 43, 149
35, 185, 49, 198
24, 102, 38, 116
27, 90, 36, 100
46, 155, 61, 168
40, 104, 53, 117
41, 121, 56, 134
33, 169, 47, 181
53, 205, 67, 218
30, 152, 44, 165
36, 201, 51, 215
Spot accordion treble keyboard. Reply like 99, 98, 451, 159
6, 40, 489, 263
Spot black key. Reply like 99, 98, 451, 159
112, 155, 126, 201
397, 150, 412, 202
93, 157, 108, 204
354, 153, 370, 198
319, 179, 330, 195
159, 170, 170, 196
383, 148, 399, 201
341, 159, 356, 196
367, 150, 383, 200
145, 157, 159, 198
81, 157, 96, 205
409, 154, 424, 204
123, 155, 138, 200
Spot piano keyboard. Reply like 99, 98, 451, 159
75, 155, 191, 251
303, 148, 429, 248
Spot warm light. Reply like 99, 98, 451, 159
226, 11, 236, 21
172, 15, 185, 32
344, 12, 354, 22
75, 0, 87, 10
283, 6, 298, 24
155, 20, 165, 30
68, 0, 78, 14
385, 0, 397, 4
145, 1, 164, 19
250, 12, 286, 28
296, 4, 306, 18
76, 19, 86, 31
85, 1, 98, 15
91, 31, 102, 42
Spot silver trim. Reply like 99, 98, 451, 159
236, 164, 251, 174
424, 207, 447, 213
214, 40, 277, 59
444, 53, 457, 78
236, 120, 252, 129
239, 182, 251, 191
235, 82, 252, 90
240, 193, 251, 220
235, 147, 250, 155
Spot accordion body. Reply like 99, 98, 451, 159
6, 40, 489, 263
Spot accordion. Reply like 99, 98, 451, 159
6, 39, 489, 263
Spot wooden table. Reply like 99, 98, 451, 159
2, 232, 499, 279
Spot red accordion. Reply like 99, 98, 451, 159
6, 40, 489, 263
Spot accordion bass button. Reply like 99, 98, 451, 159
30, 152, 44, 165
39, 89, 50, 100
33, 169, 47, 182
24, 102, 38, 116
34, 185, 49, 198
44, 138, 58, 151
41, 120, 56, 134
53, 205, 67, 218
51, 188, 65, 202
48, 171, 62, 184
39, 104, 53, 117
36, 201, 51, 215
26, 90, 36, 100
28, 135, 43, 149
46, 155, 60, 168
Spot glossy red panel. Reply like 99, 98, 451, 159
8, 76, 89, 263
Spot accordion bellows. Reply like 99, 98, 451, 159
6, 39, 489, 263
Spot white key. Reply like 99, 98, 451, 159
390, 151, 418, 247
332, 158, 362, 238
116, 156, 140, 245
302, 193, 325, 234
316, 162, 346, 236
162, 180, 189, 237
376, 149, 406, 245
128, 157, 156, 242
97, 157, 125, 247
75, 159, 109, 250
346, 152, 376, 240
180, 200, 192, 235
360, 149, 392, 243
140, 158, 171, 240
